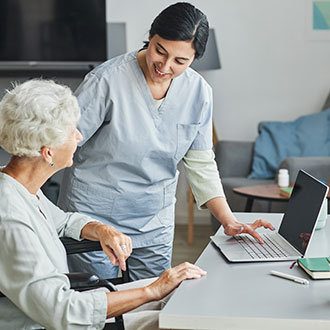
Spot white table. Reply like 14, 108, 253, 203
160, 213, 330, 330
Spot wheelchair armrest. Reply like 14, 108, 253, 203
66, 272, 100, 289
66, 272, 118, 293
60, 237, 102, 255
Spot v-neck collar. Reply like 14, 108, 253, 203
132, 51, 176, 124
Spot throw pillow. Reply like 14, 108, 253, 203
248, 108, 330, 179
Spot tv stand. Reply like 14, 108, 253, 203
0, 61, 101, 77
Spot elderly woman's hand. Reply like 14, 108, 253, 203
223, 219, 275, 243
95, 224, 132, 271
146, 262, 206, 301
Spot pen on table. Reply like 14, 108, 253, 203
270, 270, 309, 285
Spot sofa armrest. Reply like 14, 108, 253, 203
278, 157, 330, 182
215, 140, 255, 178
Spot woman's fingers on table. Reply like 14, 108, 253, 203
148, 262, 207, 300
174, 262, 207, 280
161, 262, 207, 285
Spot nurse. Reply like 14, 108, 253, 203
58, 2, 274, 280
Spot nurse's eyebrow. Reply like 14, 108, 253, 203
156, 42, 190, 61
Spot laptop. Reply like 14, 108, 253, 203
211, 170, 328, 262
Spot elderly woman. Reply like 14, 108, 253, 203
0, 79, 206, 330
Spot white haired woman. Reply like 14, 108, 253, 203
0, 79, 206, 330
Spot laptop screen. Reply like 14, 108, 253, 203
279, 170, 328, 255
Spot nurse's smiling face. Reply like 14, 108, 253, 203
145, 34, 195, 85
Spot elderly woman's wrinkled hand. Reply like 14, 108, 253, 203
146, 262, 206, 301
223, 219, 275, 243
96, 224, 132, 271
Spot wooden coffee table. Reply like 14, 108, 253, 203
233, 184, 290, 212
233, 183, 330, 212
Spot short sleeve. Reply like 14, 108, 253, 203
75, 73, 110, 146
189, 84, 213, 151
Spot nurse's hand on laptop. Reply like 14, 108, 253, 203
205, 197, 275, 244
223, 219, 276, 244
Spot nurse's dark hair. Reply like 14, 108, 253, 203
143, 2, 209, 59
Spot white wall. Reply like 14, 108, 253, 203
108, 0, 330, 140
107, 0, 330, 223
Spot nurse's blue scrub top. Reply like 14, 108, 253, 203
59, 51, 213, 248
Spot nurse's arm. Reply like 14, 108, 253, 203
80, 221, 132, 271
205, 197, 275, 243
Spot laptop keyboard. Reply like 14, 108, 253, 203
234, 233, 290, 259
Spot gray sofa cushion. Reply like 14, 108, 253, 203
279, 157, 330, 182
215, 141, 254, 178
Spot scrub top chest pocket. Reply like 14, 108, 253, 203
174, 123, 200, 161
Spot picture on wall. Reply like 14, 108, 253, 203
313, 0, 330, 29
307, 0, 330, 39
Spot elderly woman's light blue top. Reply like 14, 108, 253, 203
0, 172, 107, 330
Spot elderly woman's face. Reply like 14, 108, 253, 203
52, 127, 83, 169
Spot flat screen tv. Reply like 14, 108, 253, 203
0, 0, 107, 70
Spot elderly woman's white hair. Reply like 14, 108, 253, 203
0, 79, 80, 157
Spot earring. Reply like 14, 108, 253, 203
50, 162, 54, 167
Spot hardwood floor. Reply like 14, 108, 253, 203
172, 224, 214, 267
